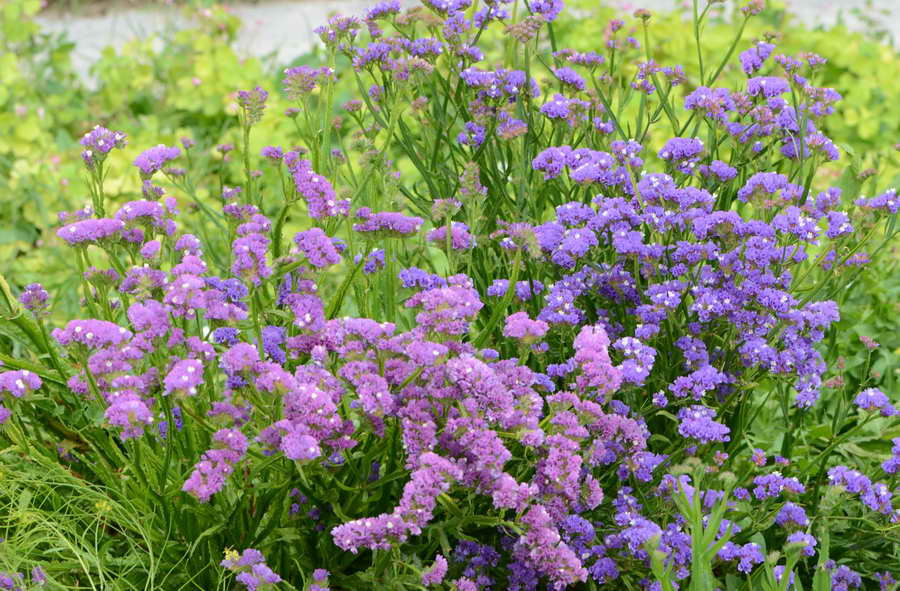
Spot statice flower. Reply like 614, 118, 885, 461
52, 319, 132, 351
19, 283, 50, 317
786, 531, 817, 557
79, 125, 127, 169
399, 267, 447, 290
331, 453, 462, 552
684, 86, 735, 122
613, 337, 656, 385
533, 146, 572, 179
856, 188, 899, 214
513, 504, 587, 586
553, 66, 585, 90
571, 325, 622, 399
404, 274, 483, 334
164, 359, 204, 397
288, 294, 325, 332
776, 502, 809, 529
427, 222, 474, 250
290, 158, 348, 219
529, 0, 563, 21
0, 370, 42, 425
237, 86, 269, 125
102, 391, 153, 440
354, 210, 423, 236
221, 548, 282, 590
854, 387, 898, 417
294, 228, 342, 268
658, 137, 704, 174
422, 555, 448, 586
540, 93, 589, 124
718, 542, 764, 573
487, 279, 544, 301
183, 429, 249, 502
283, 66, 334, 99
882, 438, 900, 474
828, 466, 894, 514
752, 472, 805, 499
503, 312, 549, 343
740, 41, 776, 74
737, 171, 801, 203
699, 160, 738, 182
831, 565, 863, 590
747, 76, 791, 97
677, 405, 730, 443
457, 122, 486, 147
57, 218, 124, 246
133, 144, 182, 179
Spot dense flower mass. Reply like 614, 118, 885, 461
2, 0, 898, 588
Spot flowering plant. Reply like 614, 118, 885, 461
1, 0, 898, 589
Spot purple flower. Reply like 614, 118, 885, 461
359, 248, 386, 274
882, 438, 900, 474
831, 565, 863, 591
237, 86, 269, 125
52, 319, 132, 350
105, 393, 153, 440
183, 429, 248, 502
289, 294, 325, 332
856, 188, 898, 214
786, 531, 817, 557
222, 548, 283, 590
164, 359, 204, 397
57, 218, 124, 246
294, 228, 342, 268
775, 502, 809, 529
399, 267, 447, 290
677, 405, 730, 443
658, 137, 704, 174
457, 122, 486, 147
854, 387, 897, 417
533, 146, 572, 179
553, 66, 585, 90
80, 125, 127, 168
133, 145, 182, 179
232, 231, 271, 286
422, 555, 448, 586
573, 325, 622, 399
747, 76, 791, 97
529, 0, 564, 21
353, 211, 423, 236
699, 159, 738, 182
613, 337, 656, 385
540, 93, 589, 124
740, 42, 776, 74
684, 86, 735, 121
283, 66, 334, 99
289, 159, 347, 219
19, 283, 50, 317
752, 472, 805, 499
503, 312, 549, 343
825, 211, 853, 238
426, 222, 474, 250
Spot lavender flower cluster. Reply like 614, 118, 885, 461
4, 0, 898, 588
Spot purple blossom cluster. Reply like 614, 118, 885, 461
7, 0, 900, 587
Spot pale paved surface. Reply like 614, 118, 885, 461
36, 0, 899, 84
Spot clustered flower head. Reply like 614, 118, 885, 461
237, 86, 269, 125
133, 144, 182, 179
79, 125, 127, 169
